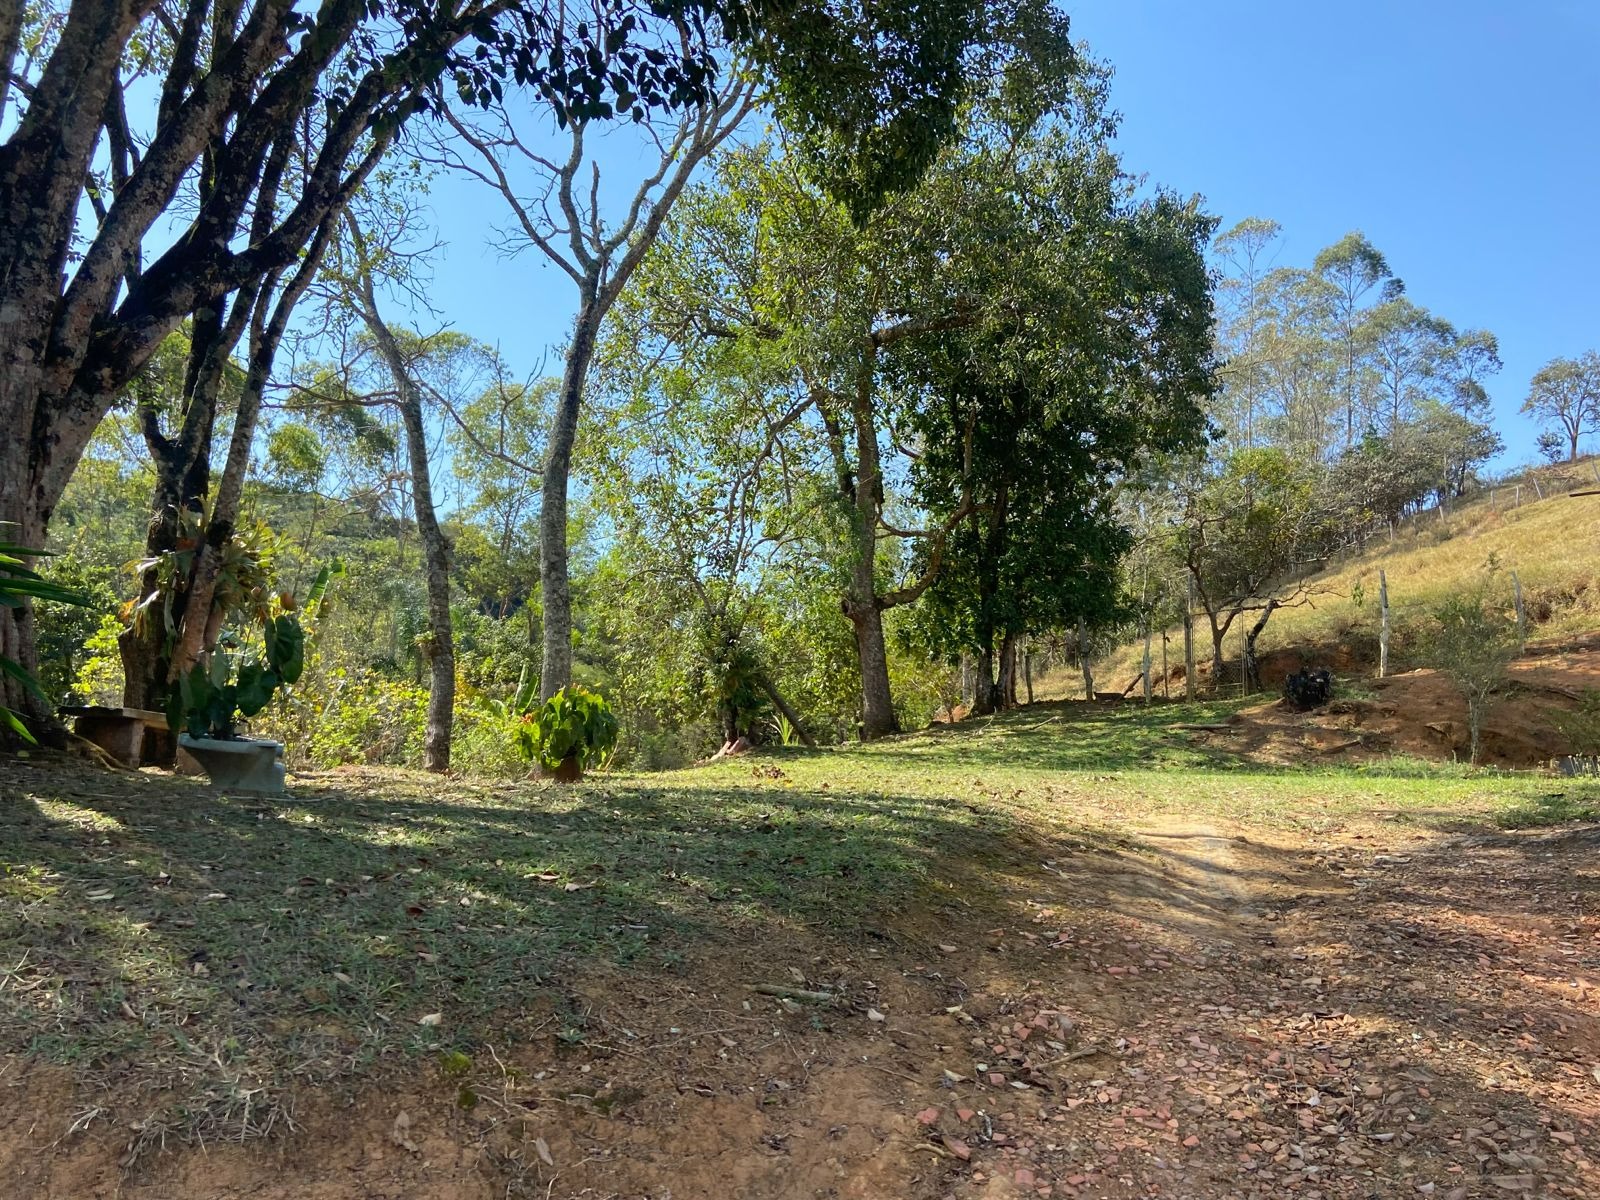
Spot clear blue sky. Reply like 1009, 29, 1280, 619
418, 1, 1600, 468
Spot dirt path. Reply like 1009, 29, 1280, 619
5, 816, 1599, 1199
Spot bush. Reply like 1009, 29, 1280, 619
1426, 582, 1518, 765
515, 685, 619, 778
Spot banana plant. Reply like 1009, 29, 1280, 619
0, 539, 90, 743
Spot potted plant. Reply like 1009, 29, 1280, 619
167, 614, 304, 794
514, 685, 618, 782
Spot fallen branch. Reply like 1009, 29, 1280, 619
747, 984, 836, 1004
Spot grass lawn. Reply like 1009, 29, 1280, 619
2, 700, 1595, 1150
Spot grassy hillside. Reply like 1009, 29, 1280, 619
1069, 458, 1600, 697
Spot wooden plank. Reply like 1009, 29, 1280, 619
60, 705, 168, 725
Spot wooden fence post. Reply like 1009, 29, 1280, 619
1378, 569, 1390, 679
1532, 475, 1544, 500
1512, 570, 1527, 647
1514, 484, 1522, 508
1162, 631, 1169, 700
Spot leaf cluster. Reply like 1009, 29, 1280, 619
514, 685, 619, 771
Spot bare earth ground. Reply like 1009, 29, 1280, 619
3, 755, 1599, 1197
1192, 634, 1600, 769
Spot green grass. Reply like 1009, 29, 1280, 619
2, 702, 1595, 1144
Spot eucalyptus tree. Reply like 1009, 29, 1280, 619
1212, 218, 1284, 450
0, 0, 1003, 731
1312, 231, 1400, 449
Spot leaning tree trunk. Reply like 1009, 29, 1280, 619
1243, 599, 1278, 693
539, 289, 600, 702
755, 674, 817, 748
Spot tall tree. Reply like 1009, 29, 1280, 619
1312, 231, 1398, 449
1524, 352, 1600, 462
430, 51, 754, 701
0, 0, 1003, 729
1213, 218, 1283, 451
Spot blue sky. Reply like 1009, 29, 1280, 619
416, 1, 1600, 467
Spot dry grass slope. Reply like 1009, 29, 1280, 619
1066, 459, 1600, 697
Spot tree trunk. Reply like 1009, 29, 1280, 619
1209, 613, 1228, 688
1023, 645, 1033, 705
397, 388, 455, 772
848, 596, 898, 739
998, 632, 1018, 710
971, 642, 997, 716
358, 270, 456, 772
539, 290, 601, 701
844, 356, 899, 740
1078, 616, 1093, 700
755, 674, 816, 747
1243, 599, 1278, 692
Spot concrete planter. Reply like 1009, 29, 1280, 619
178, 734, 286, 795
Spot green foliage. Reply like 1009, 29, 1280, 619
0, 539, 92, 741
514, 686, 620, 773
1425, 574, 1519, 765
1554, 690, 1600, 757
168, 614, 307, 740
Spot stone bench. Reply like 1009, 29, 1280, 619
59, 706, 176, 768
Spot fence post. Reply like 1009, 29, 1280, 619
1512, 570, 1527, 647
1378, 569, 1390, 679
1515, 484, 1522, 508
1532, 475, 1544, 500
1184, 579, 1196, 702
1078, 616, 1093, 701
1162, 630, 1169, 700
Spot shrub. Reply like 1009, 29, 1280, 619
169, 614, 305, 739
515, 685, 619, 779
1426, 582, 1518, 765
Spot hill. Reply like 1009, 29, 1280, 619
1049, 457, 1600, 751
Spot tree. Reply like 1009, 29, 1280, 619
1312, 231, 1399, 448
617, 21, 1213, 737
1213, 218, 1284, 451
1175, 448, 1329, 688
902, 198, 1215, 715
1523, 353, 1600, 462
0, 0, 1005, 730
1428, 579, 1518, 765
430, 56, 755, 702
335, 218, 460, 773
